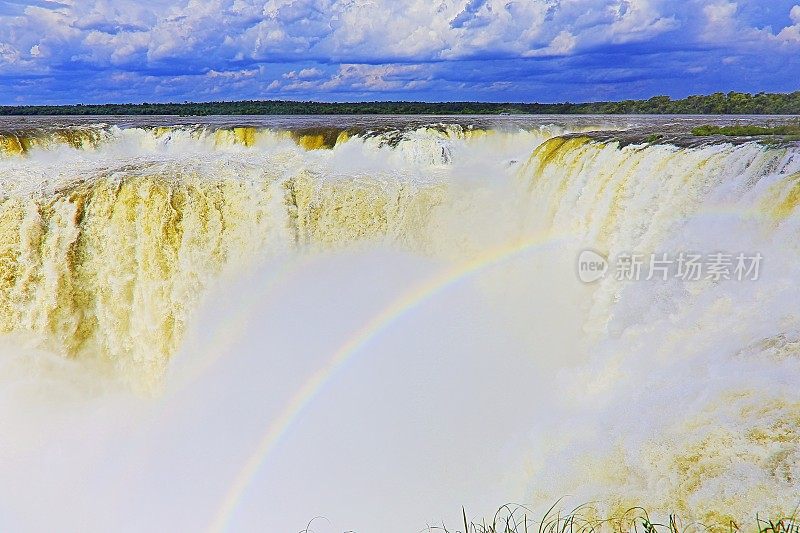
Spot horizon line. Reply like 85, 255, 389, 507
2, 90, 800, 109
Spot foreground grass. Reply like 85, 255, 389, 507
420, 504, 800, 533
691, 124, 800, 137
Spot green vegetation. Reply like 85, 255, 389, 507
3, 91, 800, 116
645, 133, 665, 143
419, 504, 800, 533
692, 124, 800, 136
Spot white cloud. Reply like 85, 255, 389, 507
524, 30, 577, 57
264, 64, 431, 93
777, 5, 800, 43
792, 5, 800, 24
0, 43, 21, 65
1, 0, 799, 102
696, 1, 800, 48
701, 1, 740, 40
0, 0, 687, 71
319, 64, 429, 91
283, 67, 323, 80
207, 68, 259, 80
607, 0, 679, 44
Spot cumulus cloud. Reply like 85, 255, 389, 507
698, 0, 800, 46
524, 30, 577, 57
702, 1, 739, 38
320, 64, 430, 91
777, 4, 800, 42
283, 68, 323, 80
607, 0, 679, 44
0, 0, 685, 68
0, 0, 798, 103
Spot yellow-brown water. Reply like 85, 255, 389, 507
1, 118, 799, 532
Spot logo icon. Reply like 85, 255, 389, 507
577, 249, 608, 283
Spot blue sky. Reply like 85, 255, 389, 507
1, 0, 800, 104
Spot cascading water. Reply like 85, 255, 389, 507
0, 116, 798, 532
521, 136, 800, 522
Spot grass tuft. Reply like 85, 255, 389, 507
419, 503, 800, 533
691, 124, 800, 137
644, 134, 665, 143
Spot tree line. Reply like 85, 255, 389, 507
2, 91, 800, 115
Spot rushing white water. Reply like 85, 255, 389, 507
0, 117, 799, 532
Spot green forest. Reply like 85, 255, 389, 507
2, 91, 800, 115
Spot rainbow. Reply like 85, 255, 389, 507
206, 231, 567, 532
